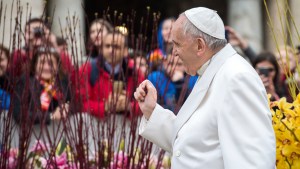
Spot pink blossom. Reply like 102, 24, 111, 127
8, 156, 17, 169
7, 148, 18, 169
39, 157, 47, 168
9, 148, 18, 157
53, 152, 68, 166
110, 151, 129, 169
46, 152, 68, 169
29, 140, 48, 153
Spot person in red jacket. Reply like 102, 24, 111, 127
11, 18, 73, 77
78, 30, 144, 118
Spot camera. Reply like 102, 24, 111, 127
258, 67, 271, 77
33, 27, 44, 38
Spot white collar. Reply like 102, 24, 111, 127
196, 58, 211, 77
196, 47, 224, 77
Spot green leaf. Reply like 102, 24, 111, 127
36, 159, 41, 167
119, 138, 125, 151
27, 152, 36, 159
57, 138, 67, 155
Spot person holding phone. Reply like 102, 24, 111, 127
11, 18, 73, 78
253, 52, 281, 101
225, 26, 257, 63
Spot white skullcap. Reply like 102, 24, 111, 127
184, 7, 225, 40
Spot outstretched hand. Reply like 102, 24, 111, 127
134, 80, 157, 120
51, 102, 69, 120
225, 26, 248, 50
105, 90, 130, 113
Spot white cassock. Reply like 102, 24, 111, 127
139, 44, 276, 169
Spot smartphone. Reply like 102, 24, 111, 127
225, 29, 229, 42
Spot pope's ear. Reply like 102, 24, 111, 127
196, 38, 206, 56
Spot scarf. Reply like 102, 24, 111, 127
40, 80, 58, 112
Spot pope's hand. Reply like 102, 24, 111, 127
134, 80, 157, 120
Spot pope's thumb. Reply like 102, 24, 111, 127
144, 80, 156, 96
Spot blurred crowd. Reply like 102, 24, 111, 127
0, 16, 299, 125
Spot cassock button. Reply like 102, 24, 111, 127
175, 150, 181, 157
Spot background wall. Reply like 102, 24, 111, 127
1, 0, 300, 55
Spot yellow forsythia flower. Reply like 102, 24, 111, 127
270, 94, 300, 169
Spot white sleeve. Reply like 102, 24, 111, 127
139, 103, 176, 153
218, 72, 276, 169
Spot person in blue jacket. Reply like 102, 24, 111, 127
148, 50, 197, 114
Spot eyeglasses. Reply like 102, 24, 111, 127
256, 67, 275, 72
256, 67, 275, 76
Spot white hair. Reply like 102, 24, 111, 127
180, 13, 227, 51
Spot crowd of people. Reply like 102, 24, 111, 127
0, 15, 299, 125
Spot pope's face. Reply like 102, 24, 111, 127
171, 16, 200, 76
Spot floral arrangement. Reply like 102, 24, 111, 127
270, 94, 300, 169
3, 138, 171, 169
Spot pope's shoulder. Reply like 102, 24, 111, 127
217, 53, 261, 83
